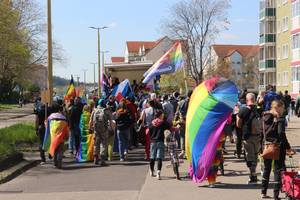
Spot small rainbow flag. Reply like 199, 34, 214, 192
143, 41, 184, 84
43, 113, 69, 157
186, 77, 238, 183
77, 110, 94, 162
64, 75, 76, 101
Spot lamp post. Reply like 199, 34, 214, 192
89, 26, 109, 97
82, 69, 88, 97
47, 0, 53, 105
90, 62, 97, 91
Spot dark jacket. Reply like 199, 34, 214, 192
150, 118, 170, 143
116, 110, 132, 130
70, 103, 83, 129
263, 112, 291, 151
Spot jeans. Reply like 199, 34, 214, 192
69, 126, 80, 153
261, 151, 286, 198
37, 125, 46, 162
117, 128, 129, 159
145, 128, 150, 160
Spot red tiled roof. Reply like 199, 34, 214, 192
126, 41, 157, 53
111, 57, 125, 63
212, 44, 259, 58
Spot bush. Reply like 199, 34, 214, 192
0, 123, 37, 159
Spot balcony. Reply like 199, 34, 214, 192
260, 8, 276, 19
292, 16, 300, 33
259, 59, 276, 70
259, 34, 276, 44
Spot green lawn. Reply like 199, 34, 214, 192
0, 103, 18, 111
0, 123, 37, 159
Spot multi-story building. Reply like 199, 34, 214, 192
291, 0, 300, 96
276, 0, 292, 93
259, 0, 277, 91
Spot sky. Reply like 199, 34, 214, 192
38, 0, 259, 83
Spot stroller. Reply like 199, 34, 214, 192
281, 156, 300, 200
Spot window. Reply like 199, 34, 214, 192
293, 34, 300, 49
282, 44, 289, 59
292, 66, 300, 81
277, 72, 281, 86
277, 20, 281, 33
292, 1, 300, 17
277, 47, 281, 60
277, 0, 282, 7
283, 71, 289, 86
266, 46, 276, 59
282, 16, 289, 32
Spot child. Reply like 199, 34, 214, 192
149, 110, 170, 180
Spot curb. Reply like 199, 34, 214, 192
0, 153, 23, 171
0, 159, 39, 184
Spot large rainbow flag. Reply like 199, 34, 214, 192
76, 109, 94, 162
43, 113, 69, 157
143, 41, 184, 84
64, 76, 76, 101
186, 77, 238, 183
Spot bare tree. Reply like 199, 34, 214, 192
162, 0, 231, 84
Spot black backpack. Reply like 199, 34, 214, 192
242, 106, 262, 140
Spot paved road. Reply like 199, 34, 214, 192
0, 104, 34, 129
0, 148, 148, 200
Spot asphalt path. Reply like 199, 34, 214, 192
0, 147, 148, 200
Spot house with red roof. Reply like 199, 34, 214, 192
106, 36, 177, 83
210, 44, 260, 91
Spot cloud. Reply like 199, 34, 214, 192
219, 33, 240, 40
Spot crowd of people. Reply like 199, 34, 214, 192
33, 83, 300, 200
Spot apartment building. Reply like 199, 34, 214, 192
259, 0, 300, 96
276, 0, 292, 93
291, 0, 300, 96
259, 0, 277, 92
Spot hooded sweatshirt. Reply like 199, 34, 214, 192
150, 118, 170, 143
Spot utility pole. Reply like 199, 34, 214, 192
90, 62, 97, 91
89, 26, 109, 97
47, 0, 53, 105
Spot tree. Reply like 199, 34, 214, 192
0, 0, 64, 102
162, 0, 231, 84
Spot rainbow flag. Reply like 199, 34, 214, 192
64, 76, 76, 101
76, 110, 94, 162
186, 77, 238, 183
43, 113, 69, 157
143, 41, 184, 84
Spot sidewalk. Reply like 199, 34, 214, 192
0, 104, 34, 129
138, 116, 300, 200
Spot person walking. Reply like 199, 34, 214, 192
140, 100, 156, 160
149, 110, 170, 180
115, 101, 132, 161
261, 100, 294, 199
237, 93, 262, 184
69, 97, 83, 156
162, 94, 174, 125
89, 99, 112, 165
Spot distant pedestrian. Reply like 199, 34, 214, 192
69, 97, 83, 155
237, 93, 261, 184
149, 110, 170, 180
115, 101, 132, 161
162, 94, 174, 125
89, 99, 112, 165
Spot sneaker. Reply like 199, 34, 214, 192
208, 184, 216, 188
247, 176, 258, 184
149, 170, 155, 177
124, 152, 128, 160
40, 161, 46, 165
156, 171, 161, 180
120, 158, 124, 162
100, 161, 107, 166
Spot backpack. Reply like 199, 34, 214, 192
93, 108, 108, 131
242, 106, 262, 140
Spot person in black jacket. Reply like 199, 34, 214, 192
149, 110, 170, 180
69, 97, 83, 155
261, 100, 294, 200
115, 101, 132, 161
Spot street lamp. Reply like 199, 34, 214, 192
89, 26, 109, 97
90, 62, 97, 91
82, 69, 88, 97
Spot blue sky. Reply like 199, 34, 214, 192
39, 0, 259, 82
